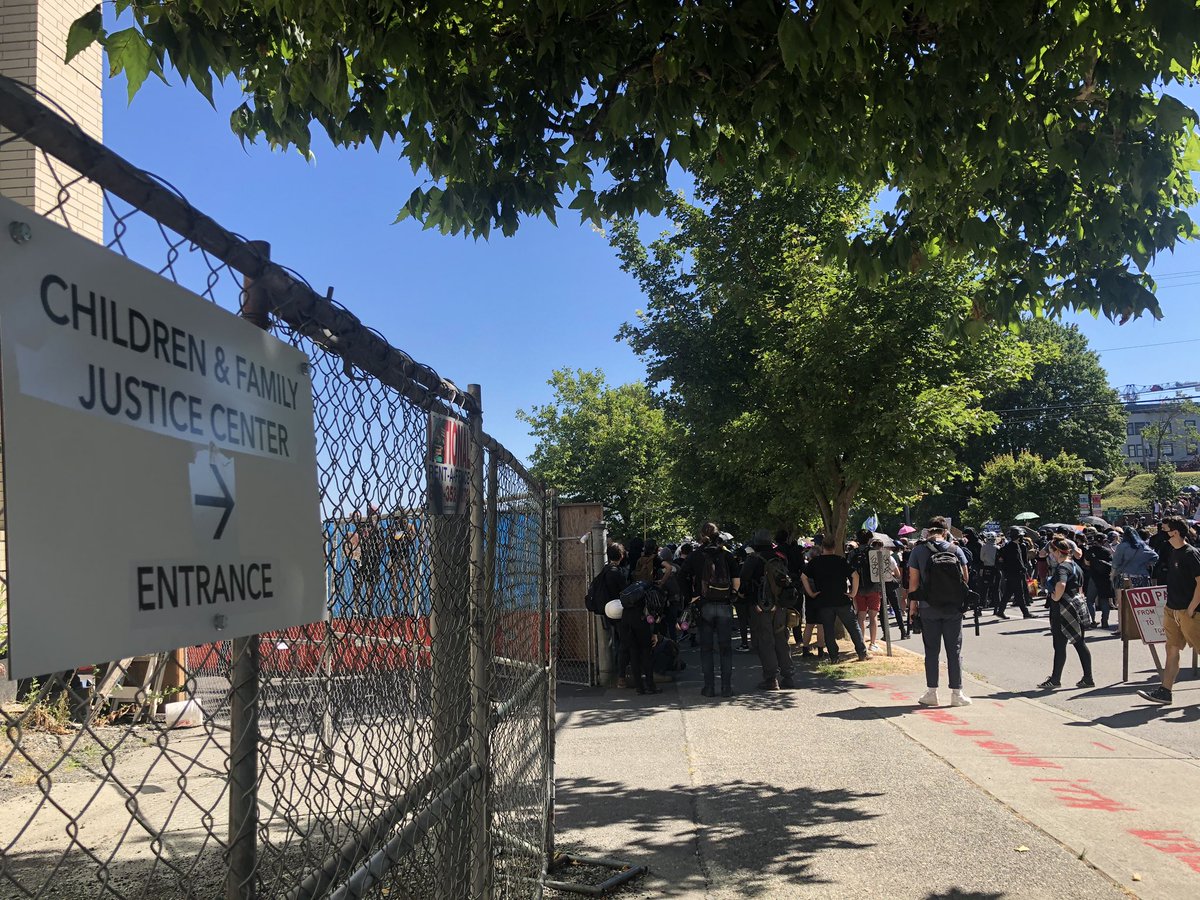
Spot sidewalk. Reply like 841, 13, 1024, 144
552, 645, 1199, 898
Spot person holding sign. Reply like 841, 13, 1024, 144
1138, 516, 1200, 706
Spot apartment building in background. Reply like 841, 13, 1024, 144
0, 0, 104, 586
0, 0, 103, 241
1124, 400, 1200, 470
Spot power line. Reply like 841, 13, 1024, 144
990, 394, 1200, 418
1094, 337, 1200, 352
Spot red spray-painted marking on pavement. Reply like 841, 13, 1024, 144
975, 739, 1063, 770
992, 701, 1005, 709
1033, 779, 1136, 813
1092, 742, 1116, 752
954, 729, 993, 737
862, 682, 913, 703
1130, 830, 1200, 875
916, 708, 970, 726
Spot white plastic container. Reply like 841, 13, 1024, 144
163, 699, 204, 729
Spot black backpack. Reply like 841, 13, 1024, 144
585, 565, 614, 614
699, 546, 733, 601
759, 555, 797, 610
850, 548, 872, 585
923, 540, 966, 609
619, 580, 649, 610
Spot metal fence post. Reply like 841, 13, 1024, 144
467, 384, 492, 899
228, 240, 270, 900
541, 488, 557, 879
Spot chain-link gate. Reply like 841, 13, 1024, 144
0, 76, 554, 899
553, 507, 605, 687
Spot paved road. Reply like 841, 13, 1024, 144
883, 602, 1199, 756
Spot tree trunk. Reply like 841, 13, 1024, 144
814, 479, 860, 550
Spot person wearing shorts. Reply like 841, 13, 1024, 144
1138, 516, 1200, 706
854, 588, 882, 651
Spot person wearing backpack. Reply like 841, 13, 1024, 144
906, 517, 972, 708
1037, 539, 1095, 691
587, 542, 632, 687
740, 531, 797, 690
684, 522, 740, 697
977, 532, 1002, 615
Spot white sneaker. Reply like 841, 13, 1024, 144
869, 642, 882, 652
918, 688, 940, 706
950, 689, 972, 707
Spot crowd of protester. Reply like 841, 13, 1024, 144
588, 506, 1200, 708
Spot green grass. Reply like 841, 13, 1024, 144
1100, 473, 1154, 515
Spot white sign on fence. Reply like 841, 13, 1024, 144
1124, 585, 1168, 645
0, 196, 326, 678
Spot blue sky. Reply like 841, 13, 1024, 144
102, 76, 1200, 464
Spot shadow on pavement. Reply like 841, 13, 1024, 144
1063, 702, 1200, 731
816, 704, 913, 721
925, 890, 1005, 900
554, 775, 881, 897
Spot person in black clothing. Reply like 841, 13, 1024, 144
1083, 532, 1116, 629
732, 542, 752, 652
614, 539, 659, 695
778, 529, 808, 648
1149, 521, 1172, 584
963, 528, 983, 597
997, 528, 1033, 619
685, 522, 739, 697
740, 530, 796, 690
594, 542, 634, 689
1138, 516, 1200, 706
801, 536, 869, 662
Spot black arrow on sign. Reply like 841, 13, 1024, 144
194, 463, 234, 539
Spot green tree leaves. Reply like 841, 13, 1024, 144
64, 6, 102, 65
517, 368, 687, 539
611, 171, 1032, 546
68, 1, 1200, 326
966, 452, 1088, 526
965, 319, 1127, 474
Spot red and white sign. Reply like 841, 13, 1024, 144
1125, 586, 1167, 645
428, 412, 470, 516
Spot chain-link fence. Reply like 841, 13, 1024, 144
0, 76, 553, 899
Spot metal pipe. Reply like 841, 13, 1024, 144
492, 667, 548, 725
468, 384, 492, 900
329, 764, 483, 900
285, 741, 471, 900
226, 242, 271, 900
541, 487, 557, 878
227, 635, 260, 900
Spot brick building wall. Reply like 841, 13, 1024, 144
1, 1, 104, 646
0, 0, 103, 241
